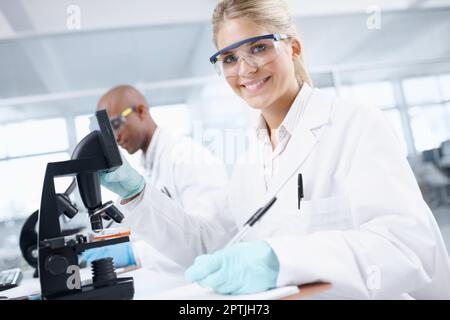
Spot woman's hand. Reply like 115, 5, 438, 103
185, 240, 280, 295
81, 242, 137, 268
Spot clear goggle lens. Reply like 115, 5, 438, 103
214, 38, 283, 77
110, 117, 126, 131
109, 106, 136, 132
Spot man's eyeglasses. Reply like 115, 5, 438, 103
109, 106, 137, 131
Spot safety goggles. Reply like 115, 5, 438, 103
109, 106, 137, 131
209, 33, 289, 77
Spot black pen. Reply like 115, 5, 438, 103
298, 173, 304, 210
162, 186, 172, 199
226, 196, 277, 247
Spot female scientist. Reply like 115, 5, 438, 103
100, 0, 450, 299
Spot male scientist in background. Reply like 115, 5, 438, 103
82, 85, 228, 270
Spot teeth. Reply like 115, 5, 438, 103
244, 77, 268, 91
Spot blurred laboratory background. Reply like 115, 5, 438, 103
0, 0, 449, 270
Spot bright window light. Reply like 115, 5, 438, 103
150, 104, 191, 135
0, 126, 5, 158
438, 74, 450, 101
402, 76, 441, 105
75, 114, 91, 143
409, 104, 450, 151
2, 118, 68, 157
340, 81, 396, 109
0, 152, 71, 222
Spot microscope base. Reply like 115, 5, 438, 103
46, 277, 134, 300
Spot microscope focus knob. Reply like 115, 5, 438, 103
45, 255, 69, 275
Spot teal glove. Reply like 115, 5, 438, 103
100, 154, 145, 199
185, 240, 279, 295
81, 242, 136, 268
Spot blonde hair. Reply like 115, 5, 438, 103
212, 0, 312, 87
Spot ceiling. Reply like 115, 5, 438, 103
1, 0, 449, 38
0, 0, 450, 123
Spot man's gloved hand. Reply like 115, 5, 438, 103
81, 242, 137, 268
100, 154, 145, 199
185, 240, 279, 295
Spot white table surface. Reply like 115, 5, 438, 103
2, 266, 188, 300
2, 266, 322, 300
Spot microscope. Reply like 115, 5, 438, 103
20, 179, 83, 278
37, 110, 134, 300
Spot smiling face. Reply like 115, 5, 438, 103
216, 18, 300, 112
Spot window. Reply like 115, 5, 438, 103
0, 118, 70, 222
340, 81, 396, 109
409, 104, 450, 152
402, 76, 441, 105
0, 152, 71, 221
438, 74, 450, 101
0, 126, 6, 158
2, 118, 68, 158
151, 104, 191, 135
75, 114, 91, 143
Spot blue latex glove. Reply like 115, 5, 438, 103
81, 242, 136, 268
185, 240, 279, 295
100, 154, 145, 199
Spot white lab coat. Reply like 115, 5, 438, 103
119, 87, 450, 299
129, 127, 228, 271
140, 127, 228, 217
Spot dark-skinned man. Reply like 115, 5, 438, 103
82, 85, 227, 270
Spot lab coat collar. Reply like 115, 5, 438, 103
266, 87, 335, 197
305, 88, 335, 130
254, 82, 313, 135
280, 83, 313, 135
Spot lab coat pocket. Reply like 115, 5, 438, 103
302, 195, 355, 233
258, 193, 354, 238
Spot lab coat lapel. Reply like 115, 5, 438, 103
142, 128, 176, 183
267, 89, 334, 197
245, 143, 267, 201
